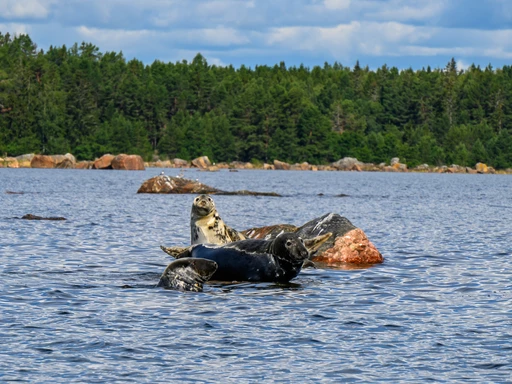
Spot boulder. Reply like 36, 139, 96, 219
291, 162, 311, 171
52, 153, 76, 169
76, 161, 93, 169
111, 154, 145, 170
154, 160, 172, 168
191, 156, 211, 169
243, 213, 383, 266
332, 157, 363, 171
475, 162, 489, 174
16, 154, 34, 168
3, 157, 19, 168
274, 159, 291, 170
263, 163, 275, 170
30, 155, 55, 168
391, 162, 408, 172
172, 158, 190, 168
390, 157, 400, 166
137, 175, 280, 196
93, 154, 115, 169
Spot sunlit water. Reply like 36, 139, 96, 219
1, 168, 511, 383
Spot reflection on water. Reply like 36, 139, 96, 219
0, 168, 511, 382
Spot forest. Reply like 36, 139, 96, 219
1, 33, 512, 168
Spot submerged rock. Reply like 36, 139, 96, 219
137, 175, 280, 196
243, 213, 383, 266
20, 214, 67, 221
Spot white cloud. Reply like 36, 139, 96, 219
324, 0, 351, 10
0, 0, 55, 19
366, 0, 446, 22
0, 22, 30, 35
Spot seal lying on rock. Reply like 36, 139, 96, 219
157, 258, 218, 292
191, 194, 245, 244
172, 232, 330, 283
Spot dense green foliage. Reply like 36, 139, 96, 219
1, 33, 512, 168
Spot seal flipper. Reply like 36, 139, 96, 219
303, 233, 332, 254
160, 245, 191, 258
157, 258, 218, 291
226, 225, 246, 241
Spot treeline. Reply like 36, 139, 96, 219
1, 33, 512, 168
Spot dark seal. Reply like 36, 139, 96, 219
157, 258, 218, 292
175, 232, 320, 283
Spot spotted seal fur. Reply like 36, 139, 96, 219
173, 232, 330, 283
190, 194, 245, 245
157, 258, 218, 291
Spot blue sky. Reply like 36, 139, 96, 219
1, 0, 512, 70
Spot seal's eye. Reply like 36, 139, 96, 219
299, 237, 304, 243
208, 197, 212, 202
286, 240, 292, 247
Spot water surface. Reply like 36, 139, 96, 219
1, 168, 511, 382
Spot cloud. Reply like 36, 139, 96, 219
0, 22, 30, 35
0, 0, 55, 19
1, 0, 512, 70
323, 0, 351, 10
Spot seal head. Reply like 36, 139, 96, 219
157, 258, 218, 292
190, 194, 245, 245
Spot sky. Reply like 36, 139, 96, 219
1, 0, 512, 70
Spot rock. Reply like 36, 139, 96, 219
390, 157, 400, 166
414, 164, 430, 172
191, 156, 211, 169
392, 162, 408, 172
111, 154, 145, 170
172, 158, 190, 168
16, 154, 34, 168
76, 161, 94, 169
230, 161, 248, 169
137, 175, 281, 196
153, 160, 172, 168
3, 157, 19, 168
274, 159, 291, 170
332, 157, 363, 171
30, 155, 55, 168
93, 154, 115, 169
52, 153, 76, 169
475, 162, 488, 174
263, 163, 275, 170
20, 214, 66, 221
291, 162, 311, 171
243, 213, 383, 266
312, 228, 383, 264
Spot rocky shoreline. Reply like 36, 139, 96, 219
1, 153, 509, 174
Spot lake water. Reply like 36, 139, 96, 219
1, 168, 511, 383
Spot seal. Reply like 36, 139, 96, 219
157, 258, 218, 292
190, 194, 245, 245
174, 232, 329, 283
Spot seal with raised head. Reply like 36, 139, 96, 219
174, 232, 330, 283
190, 194, 245, 245
157, 258, 218, 292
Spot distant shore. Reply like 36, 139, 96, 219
1, 153, 510, 174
